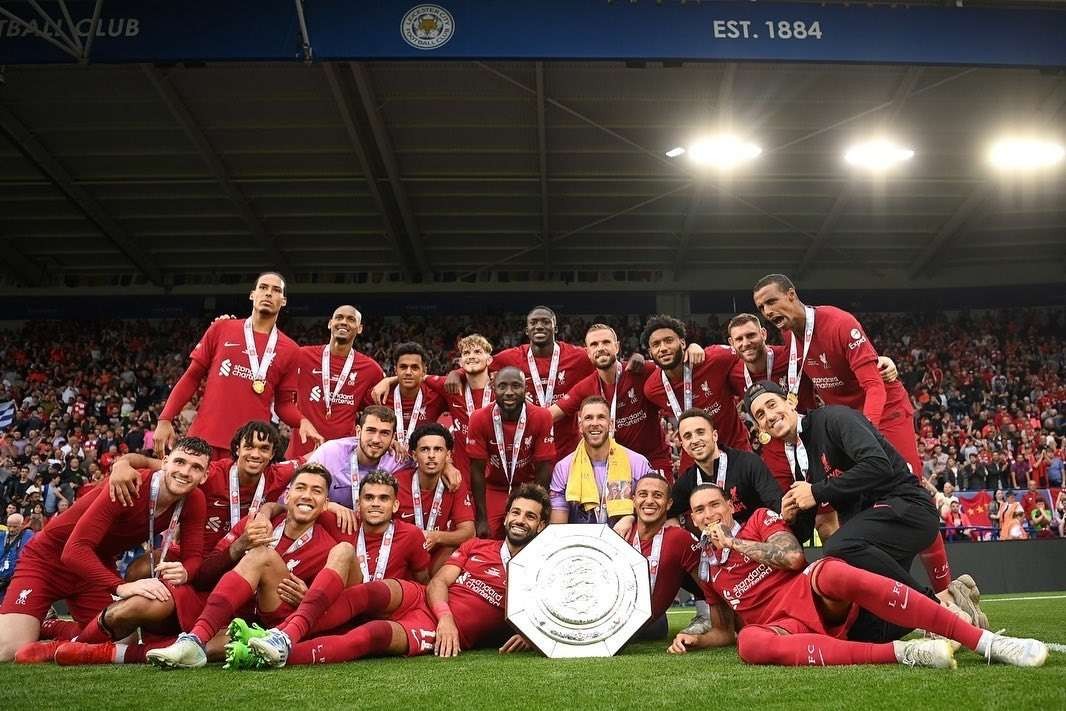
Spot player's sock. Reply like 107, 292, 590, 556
286, 620, 394, 666
918, 536, 952, 594
39, 618, 81, 641
189, 571, 255, 643
74, 611, 112, 644
276, 568, 347, 644
737, 625, 897, 666
121, 638, 175, 664
815, 558, 982, 650
304, 580, 394, 637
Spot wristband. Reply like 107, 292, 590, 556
431, 601, 452, 620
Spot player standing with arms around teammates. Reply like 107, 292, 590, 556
154, 273, 322, 460
752, 273, 960, 605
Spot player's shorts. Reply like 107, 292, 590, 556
258, 601, 296, 629
0, 558, 113, 625
387, 579, 436, 656
878, 413, 922, 479
170, 585, 210, 631
484, 486, 511, 539
755, 558, 859, 639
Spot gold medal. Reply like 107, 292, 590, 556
758, 431, 771, 445
252, 380, 266, 394
787, 392, 798, 406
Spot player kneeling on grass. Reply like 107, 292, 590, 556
668, 484, 1047, 668
224, 483, 553, 668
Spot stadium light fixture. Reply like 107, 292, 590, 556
682, 135, 762, 169
987, 137, 1065, 171
844, 139, 915, 171
665, 146, 686, 158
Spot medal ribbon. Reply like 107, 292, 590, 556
787, 306, 816, 398
698, 520, 741, 581
357, 521, 394, 581
348, 437, 364, 508
392, 385, 424, 452
412, 470, 446, 531
785, 415, 810, 482
228, 464, 266, 532
270, 521, 315, 556
321, 345, 356, 416
526, 343, 561, 406
463, 383, 494, 417
599, 363, 622, 439
695, 450, 729, 489
661, 364, 693, 419
147, 470, 183, 578
243, 317, 279, 386
492, 403, 528, 490
743, 349, 775, 390
629, 525, 665, 592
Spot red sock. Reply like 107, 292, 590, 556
75, 613, 111, 644
276, 569, 346, 644
189, 571, 255, 642
287, 620, 395, 666
122, 638, 175, 664
918, 536, 952, 593
299, 581, 394, 639
815, 558, 982, 650
738, 625, 897, 666
40, 618, 82, 641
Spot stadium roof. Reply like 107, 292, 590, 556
1, 58, 1064, 292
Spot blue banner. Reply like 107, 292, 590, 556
1, 1, 1065, 67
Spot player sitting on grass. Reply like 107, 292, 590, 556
668, 484, 1047, 668
223, 483, 553, 668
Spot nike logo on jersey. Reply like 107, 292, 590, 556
400, 512, 415, 520
224, 341, 241, 347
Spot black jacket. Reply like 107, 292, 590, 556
799, 405, 927, 518
669, 446, 783, 524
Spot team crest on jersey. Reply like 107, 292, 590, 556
16, 588, 31, 605
821, 453, 844, 477
819, 353, 829, 367
523, 436, 533, 447
627, 387, 637, 402
700, 382, 711, 395
287, 559, 300, 572
557, 370, 566, 383
348, 372, 358, 385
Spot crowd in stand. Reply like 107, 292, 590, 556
0, 307, 1063, 544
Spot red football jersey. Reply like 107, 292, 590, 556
556, 367, 671, 473
225, 513, 337, 583
491, 342, 594, 460
644, 346, 750, 470
446, 537, 512, 649
780, 306, 912, 427
422, 375, 494, 473
287, 345, 384, 458
394, 465, 475, 531
697, 508, 798, 625
199, 457, 299, 551
626, 525, 700, 620
725, 345, 817, 492
389, 381, 449, 444
23, 469, 207, 591
327, 518, 430, 581
466, 404, 556, 490
187, 319, 300, 450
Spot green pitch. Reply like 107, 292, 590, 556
2, 592, 1063, 711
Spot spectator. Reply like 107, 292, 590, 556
961, 453, 987, 491
1056, 489, 1066, 538
1000, 492, 1028, 540
1029, 499, 1056, 538
942, 499, 975, 542
43, 472, 66, 516
1048, 450, 1064, 488
0, 512, 32, 602
1010, 454, 1031, 489
1020, 479, 1047, 518
25, 502, 45, 533
988, 488, 1006, 532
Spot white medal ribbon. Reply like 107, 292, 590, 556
787, 306, 816, 398
147, 470, 183, 578
492, 403, 528, 490
270, 521, 314, 556
243, 317, 279, 386
743, 349, 776, 390
412, 470, 446, 531
695, 450, 729, 489
661, 364, 693, 419
392, 385, 424, 451
463, 383, 494, 417
698, 520, 741, 581
348, 437, 364, 508
321, 345, 356, 416
357, 521, 394, 582
526, 343, 561, 406
629, 525, 665, 592
599, 362, 622, 438
228, 464, 266, 532
785, 415, 810, 482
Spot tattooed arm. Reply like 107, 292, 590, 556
715, 526, 806, 571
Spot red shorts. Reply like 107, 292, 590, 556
258, 601, 295, 628
0, 559, 113, 625
879, 412, 922, 479
755, 559, 859, 639
388, 579, 437, 656
484, 487, 511, 539
171, 585, 210, 631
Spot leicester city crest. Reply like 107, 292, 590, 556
401, 5, 455, 50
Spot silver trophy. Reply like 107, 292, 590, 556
506, 524, 652, 658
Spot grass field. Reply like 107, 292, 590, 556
1, 593, 1063, 711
